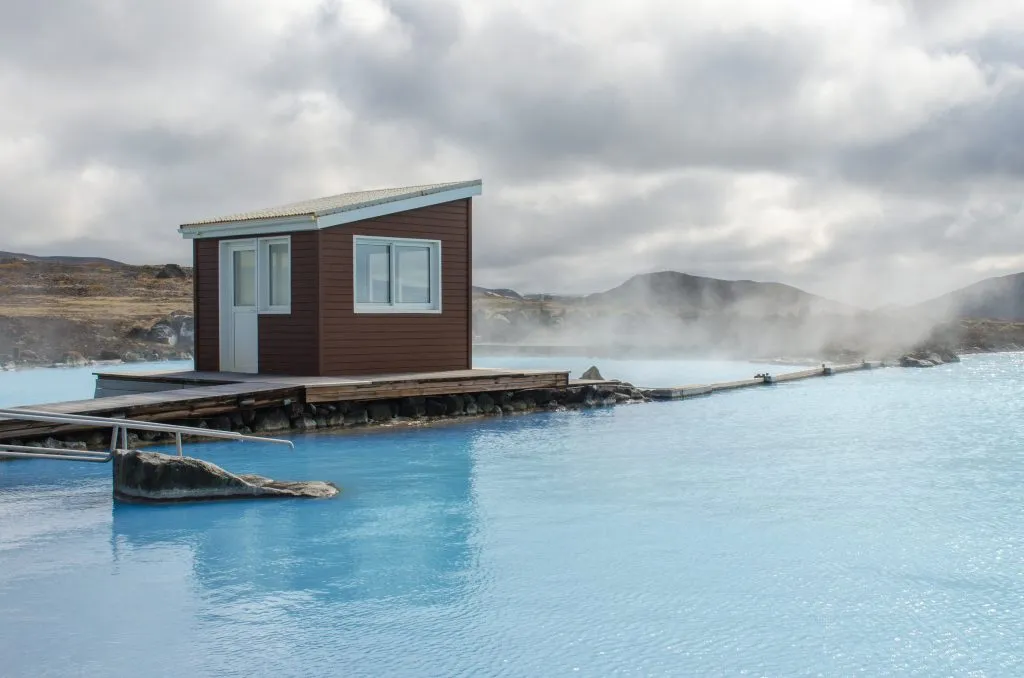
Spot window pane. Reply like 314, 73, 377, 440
268, 242, 290, 307
233, 249, 256, 306
396, 246, 431, 304
355, 243, 391, 304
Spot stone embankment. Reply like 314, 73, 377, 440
6, 381, 651, 451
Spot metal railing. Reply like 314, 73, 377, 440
0, 408, 294, 463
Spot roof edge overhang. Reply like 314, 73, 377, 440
178, 180, 482, 240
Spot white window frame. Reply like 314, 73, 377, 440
353, 235, 442, 314
257, 235, 291, 314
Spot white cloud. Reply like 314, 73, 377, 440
0, 0, 1022, 306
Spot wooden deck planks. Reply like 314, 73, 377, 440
0, 368, 571, 440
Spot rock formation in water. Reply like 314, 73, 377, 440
580, 365, 604, 380
112, 450, 339, 503
898, 342, 962, 368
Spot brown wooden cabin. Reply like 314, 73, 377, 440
178, 180, 481, 376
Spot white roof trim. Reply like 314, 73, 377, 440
179, 215, 317, 240
179, 181, 482, 240
315, 184, 480, 229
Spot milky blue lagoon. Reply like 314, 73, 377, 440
2, 355, 1024, 676
0, 360, 194, 408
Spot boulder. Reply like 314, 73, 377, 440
344, 407, 369, 426
580, 365, 604, 381
425, 399, 447, 417
172, 314, 195, 348
155, 263, 188, 279
399, 397, 426, 418
206, 415, 233, 431
525, 388, 561, 404
477, 393, 497, 414
15, 349, 40, 362
126, 314, 194, 348
368, 402, 394, 423
327, 409, 344, 427
444, 394, 465, 416
148, 322, 177, 346
294, 414, 317, 431
61, 351, 89, 367
253, 407, 291, 433
564, 386, 590, 405
899, 342, 961, 368
113, 450, 338, 502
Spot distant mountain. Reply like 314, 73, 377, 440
584, 271, 854, 316
472, 285, 523, 300
523, 293, 584, 302
916, 272, 1024, 322
0, 251, 127, 267
472, 286, 584, 303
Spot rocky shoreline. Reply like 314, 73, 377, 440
1, 312, 194, 369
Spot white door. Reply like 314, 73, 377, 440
220, 240, 259, 373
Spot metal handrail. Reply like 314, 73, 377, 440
0, 407, 294, 462
0, 408, 294, 446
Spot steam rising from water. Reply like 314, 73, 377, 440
473, 270, 1019, 360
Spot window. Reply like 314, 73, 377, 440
233, 249, 256, 307
258, 236, 291, 313
354, 236, 441, 313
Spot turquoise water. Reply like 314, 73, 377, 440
0, 360, 194, 407
2, 354, 1024, 676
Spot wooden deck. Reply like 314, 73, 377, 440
0, 368, 570, 441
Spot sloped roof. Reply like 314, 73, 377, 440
179, 180, 482, 227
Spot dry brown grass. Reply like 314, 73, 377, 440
0, 295, 190, 321
0, 261, 192, 323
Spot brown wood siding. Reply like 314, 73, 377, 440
258, 231, 320, 375
318, 199, 471, 375
192, 232, 320, 375
193, 239, 220, 372
466, 198, 473, 368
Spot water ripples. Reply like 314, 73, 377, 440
3, 354, 1024, 675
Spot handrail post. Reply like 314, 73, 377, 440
175, 432, 183, 457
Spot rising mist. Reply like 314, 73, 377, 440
472, 271, 1020, 362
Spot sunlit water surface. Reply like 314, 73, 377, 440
2, 354, 1024, 676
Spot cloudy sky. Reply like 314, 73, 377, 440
2, 0, 1022, 306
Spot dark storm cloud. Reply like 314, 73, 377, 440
0, 0, 1022, 306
